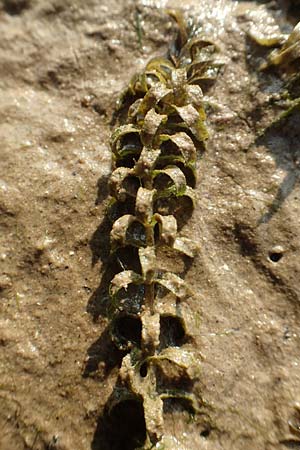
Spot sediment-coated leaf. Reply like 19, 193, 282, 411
138, 83, 172, 117
141, 310, 160, 353
109, 167, 135, 200
166, 9, 188, 49
128, 98, 143, 120
153, 165, 187, 195
149, 347, 196, 375
185, 84, 204, 109
119, 354, 164, 441
139, 246, 156, 282
144, 69, 168, 87
160, 390, 198, 413
143, 393, 164, 441
134, 147, 161, 176
171, 68, 188, 104
159, 132, 197, 162
146, 57, 175, 77
248, 28, 284, 47
111, 124, 141, 154
179, 186, 196, 205
181, 35, 218, 62
156, 272, 190, 299
135, 187, 156, 223
187, 61, 222, 85
110, 214, 137, 246
153, 213, 177, 245
141, 108, 167, 146
110, 270, 143, 297
173, 236, 199, 257
174, 104, 208, 142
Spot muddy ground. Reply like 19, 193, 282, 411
1, 0, 300, 449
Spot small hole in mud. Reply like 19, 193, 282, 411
160, 316, 185, 349
269, 252, 283, 263
102, 399, 146, 450
200, 427, 211, 438
139, 362, 148, 377
114, 316, 142, 348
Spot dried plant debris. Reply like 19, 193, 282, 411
249, 19, 300, 73
98, 10, 221, 449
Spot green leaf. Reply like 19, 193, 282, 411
166, 9, 188, 49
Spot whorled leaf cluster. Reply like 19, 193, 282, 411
101, 11, 221, 449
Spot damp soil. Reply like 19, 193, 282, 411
1, 1, 300, 449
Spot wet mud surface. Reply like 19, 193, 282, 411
0, 0, 300, 449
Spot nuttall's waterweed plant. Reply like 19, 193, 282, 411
99, 10, 222, 449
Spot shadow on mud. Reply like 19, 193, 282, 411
91, 397, 146, 450
257, 102, 300, 224
85, 179, 147, 449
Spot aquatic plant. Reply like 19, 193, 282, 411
100, 10, 221, 449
